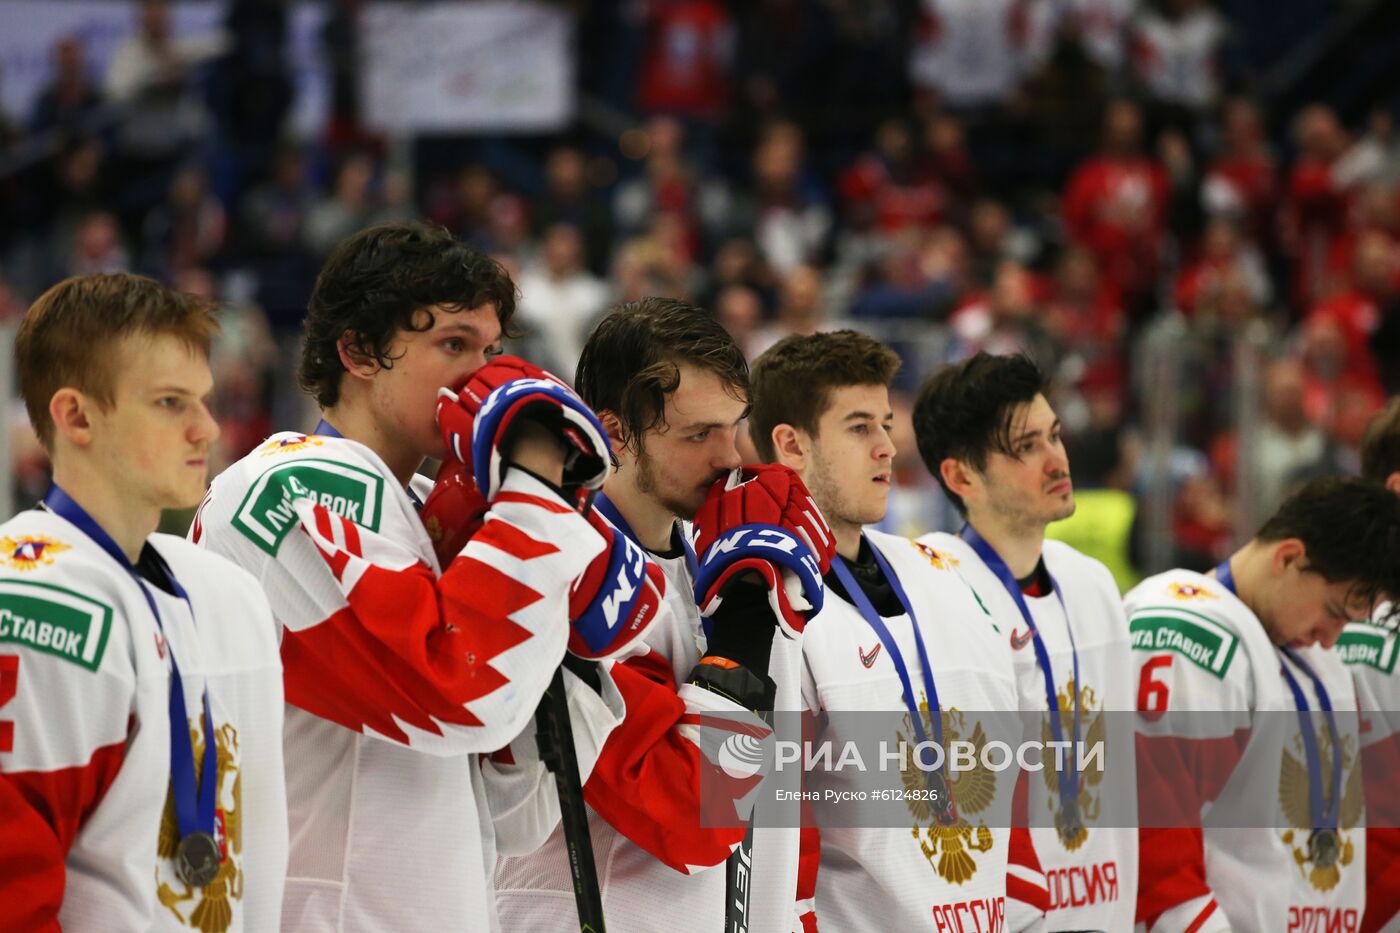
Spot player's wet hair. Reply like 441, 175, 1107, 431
1256, 476, 1400, 621
912, 352, 1048, 514
299, 221, 517, 408
574, 297, 749, 458
747, 330, 901, 463
1360, 396, 1400, 483
17, 273, 218, 450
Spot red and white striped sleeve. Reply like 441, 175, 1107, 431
1128, 608, 1249, 933
198, 466, 604, 756
0, 626, 130, 929
581, 648, 755, 873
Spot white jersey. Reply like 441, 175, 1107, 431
922, 533, 1139, 933
1125, 569, 1365, 933
1337, 612, 1400, 933
799, 531, 1045, 932
496, 518, 802, 933
0, 507, 286, 932
195, 430, 620, 932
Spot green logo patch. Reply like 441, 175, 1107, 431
1130, 607, 1239, 678
1336, 623, 1398, 674
232, 459, 384, 555
0, 580, 113, 671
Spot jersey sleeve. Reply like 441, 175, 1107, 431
197, 465, 604, 755
581, 645, 763, 874
1346, 620, 1400, 933
0, 626, 131, 930
1361, 701, 1400, 932
480, 663, 627, 857
1127, 598, 1251, 933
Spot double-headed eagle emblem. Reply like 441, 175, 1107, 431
157, 721, 244, 932
1043, 677, 1107, 851
1279, 726, 1363, 891
900, 702, 996, 883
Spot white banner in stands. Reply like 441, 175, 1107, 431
361, 1, 574, 133
0, 1, 327, 140
0, 1, 218, 124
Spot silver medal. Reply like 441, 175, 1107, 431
1060, 798, 1083, 842
927, 770, 954, 823
1309, 829, 1340, 869
175, 831, 222, 887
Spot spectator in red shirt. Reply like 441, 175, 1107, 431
1043, 244, 1127, 394
1283, 104, 1353, 310
948, 258, 1056, 364
636, 0, 735, 122
1062, 98, 1169, 317
1323, 183, 1400, 296
1304, 228, 1399, 400
1174, 215, 1272, 316
1202, 97, 1279, 254
838, 118, 946, 235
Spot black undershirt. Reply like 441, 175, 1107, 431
1017, 559, 1052, 598
135, 544, 179, 596
824, 537, 903, 617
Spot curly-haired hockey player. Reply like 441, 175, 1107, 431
192, 222, 630, 930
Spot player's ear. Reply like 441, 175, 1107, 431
49, 387, 94, 448
336, 330, 381, 381
1271, 538, 1307, 574
940, 457, 976, 502
771, 424, 805, 471
597, 410, 629, 456
1386, 471, 1400, 498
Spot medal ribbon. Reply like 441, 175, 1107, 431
1215, 560, 1341, 837
594, 493, 697, 578
595, 493, 703, 637
1279, 648, 1343, 837
831, 539, 944, 769
958, 524, 1082, 813
43, 485, 218, 850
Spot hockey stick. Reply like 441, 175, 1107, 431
533, 487, 608, 932
535, 665, 607, 933
724, 704, 772, 933
724, 802, 756, 933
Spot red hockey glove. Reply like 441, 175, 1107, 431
435, 355, 610, 503
419, 457, 488, 568
692, 464, 835, 640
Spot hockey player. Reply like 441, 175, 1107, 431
1125, 477, 1400, 931
0, 273, 286, 930
1340, 397, 1400, 933
914, 352, 1139, 931
495, 297, 834, 932
747, 330, 1049, 932
193, 222, 631, 929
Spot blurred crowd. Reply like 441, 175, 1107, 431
1, 0, 1398, 587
